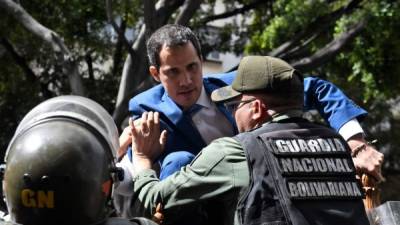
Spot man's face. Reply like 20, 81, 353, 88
149, 42, 203, 110
228, 96, 258, 132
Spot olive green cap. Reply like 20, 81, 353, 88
211, 56, 303, 102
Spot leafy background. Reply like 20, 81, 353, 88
1, 0, 399, 201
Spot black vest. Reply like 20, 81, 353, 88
235, 118, 369, 225
103, 217, 158, 225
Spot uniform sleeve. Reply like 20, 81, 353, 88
132, 137, 246, 217
303, 77, 368, 132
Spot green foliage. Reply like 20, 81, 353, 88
246, 0, 400, 105
338, 1, 400, 102
246, 0, 330, 53
0, 55, 42, 158
0, 0, 124, 154
1, 0, 400, 200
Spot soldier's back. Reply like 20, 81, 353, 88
103, 217, 158, 225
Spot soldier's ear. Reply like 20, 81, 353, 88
249, 100, 260, 120
149, 66, 160, 82
251, 99, 264, 120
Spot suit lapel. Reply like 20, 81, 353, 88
160, 92, 206, 150
160, 93, 182, 125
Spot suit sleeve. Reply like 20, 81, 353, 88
129, 98, 144, 120
303, 77, 367, 132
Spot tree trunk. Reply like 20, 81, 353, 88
112, 0, 200, 128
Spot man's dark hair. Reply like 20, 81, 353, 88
146, 24, 202, 70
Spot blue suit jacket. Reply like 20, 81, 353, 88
128, 71, 367, 161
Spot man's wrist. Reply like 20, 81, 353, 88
132, 153, 153, 171
346, 133, 378, 157
346, 133, 365, 154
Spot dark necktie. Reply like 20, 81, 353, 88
182, 104, 206, 148
185, 104, 202, 117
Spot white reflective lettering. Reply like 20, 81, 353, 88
343, 159, 354, 172
327, 182, 337, 196
288, 182, 299, 197
290, 140, 300, 152
276, 140, 289, 152
317, 139, 331, 152
280, 158, 293, 172
288, 181, 363, 198
302, 158, 313, 172
307, 139, 320, 152
298, 139, 310, 152
316, 158, 328, 172
292, 158, 304, 172
338, 182, 348, 196
297, 182, 307, 196
352, 183, 362, 197
335, 159, 346, 172
334, 138, 346, 152
345, 182, 354, 196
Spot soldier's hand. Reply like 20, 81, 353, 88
347, 134, 385, 182
131, 112, 167, 170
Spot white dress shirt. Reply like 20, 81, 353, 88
191, 86, 234, 144
338, 118, 364, 140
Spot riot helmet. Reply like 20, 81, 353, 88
2, 96, 120, 225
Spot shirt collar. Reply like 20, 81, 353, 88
196, 85, 212, 109
271, 109, 304, 122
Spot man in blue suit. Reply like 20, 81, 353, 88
114, 24, 383, 218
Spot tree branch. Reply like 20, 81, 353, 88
292, 19, 366, 72
155, 0, 185, 26
105, 0, 136, 58
144, 0, 157, 32
0, 0, 85, 95
270, 0, 363, 58
113, 26, 149, 127
0, 37, 55, 98
200, 0, 265, 24
281, 33, 319, 61
85, 53, 94, 81
175, 0, 202, 26
0, 37, 36, 82
111, 20, 126, 78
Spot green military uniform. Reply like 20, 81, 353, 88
132, 112, 305, 225
133, 136, 247, 225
